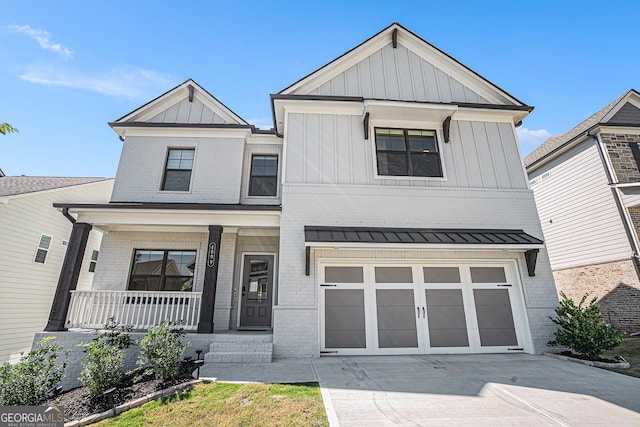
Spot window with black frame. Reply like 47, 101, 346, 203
161, 148, 194, 191
249, 155, 278, 196
375, 128, 443, 177
128, 250, 196, 292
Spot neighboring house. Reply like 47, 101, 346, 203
43, 23, 558, 362
0, 175, 114, 363
525, 89, 640, 332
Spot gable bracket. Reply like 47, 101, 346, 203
524, 249, 539, 277
443, 116, 452, 143
188, 85, 194, 102
392, 28, 398, 48
363, 112, 370, 140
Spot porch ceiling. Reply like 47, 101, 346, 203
54, 203, 281, 232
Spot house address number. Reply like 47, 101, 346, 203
207, 242, 217, 268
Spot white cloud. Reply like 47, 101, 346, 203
517, 127, 552, 145
19, 66, 174, 99
248, 118, 274, 130
8, 25, 73, 58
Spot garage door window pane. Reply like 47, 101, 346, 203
325, 289, 366, 348
423, 267, 460, 283
425, 289, 469, 347
470, 267, 506, 283
324, 267, 363, 283
376, 289, 418, 348
375, 267, 413, 283
473, 289, 518, 346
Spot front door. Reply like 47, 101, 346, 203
239, 255, 274, 328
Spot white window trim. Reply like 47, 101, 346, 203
158, 146, 197, 193
246, 154, 281, 199
370, 126, 449, 182
33, 233, 53, 264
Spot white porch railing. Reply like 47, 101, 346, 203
65, 290, 203, 331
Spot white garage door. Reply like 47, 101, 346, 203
319, 262, 528, 355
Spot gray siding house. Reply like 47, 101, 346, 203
525, 89, 640, 332
43, 23, 558, 362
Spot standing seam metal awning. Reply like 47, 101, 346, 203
304, 226, 543, 277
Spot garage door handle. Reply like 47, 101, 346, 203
416, 306, 420, 318
422, 307, 425, 317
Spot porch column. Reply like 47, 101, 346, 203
198, 225, 223, 333
45, 222, 92, 331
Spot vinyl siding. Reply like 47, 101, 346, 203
0, 180, 113, 363
285, 113, 527, 190
309, 43, 489, 104
110, 136, 245, 203
529, 139, 631, 270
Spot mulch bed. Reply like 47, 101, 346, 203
45, 360, 197, 423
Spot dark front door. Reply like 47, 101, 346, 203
239, 255, 274, 328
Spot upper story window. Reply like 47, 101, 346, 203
89, 250, 99, 272
162, 148, 194, 191
249, 155, 278, 196
128, 249, 196, 292
34, 234, 52, 264
375, 128, 443, 177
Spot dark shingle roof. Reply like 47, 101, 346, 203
524, 89, 640, 169
304, 226, 543, 245
0, 176, 109, 197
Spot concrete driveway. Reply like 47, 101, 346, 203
200, 354, 640, 426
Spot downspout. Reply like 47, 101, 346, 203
61, 207, 76, 224
593, 132, 640, 274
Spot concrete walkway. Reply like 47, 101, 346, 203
199, 354, 640, 426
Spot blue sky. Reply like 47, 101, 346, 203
2, 1, 639, 177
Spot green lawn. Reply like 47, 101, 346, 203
601, 337, 640, 378
94, 382, 328, 427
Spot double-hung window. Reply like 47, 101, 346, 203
34, 234, 52, 264
88, 250, 99, 272
248, 155, 278, 196
128, 250, 196, 292
375, 128, 443, 177
162, 149, 194, 191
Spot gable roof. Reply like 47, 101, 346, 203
0, 176, 109, 198
110, 78, 248, 128
525, 89, 640, 169
279, 22, 527, 107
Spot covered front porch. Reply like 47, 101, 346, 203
45, 202, 281, 334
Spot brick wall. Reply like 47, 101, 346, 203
602, 133, 640, 183
628, 206, 640, 242
552, 258, 640, 332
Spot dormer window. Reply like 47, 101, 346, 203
162, 148, 194, 191
375, 128, 443, 177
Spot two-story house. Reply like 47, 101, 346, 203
43, 23, 558, 363
526, 89, 640, 332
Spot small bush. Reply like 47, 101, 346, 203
0, 337, 68, 405
137, 321, 190, 382
548, 292, 624, 360
79, 319, 132, 395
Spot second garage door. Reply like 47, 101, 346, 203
319, 261, 529, 355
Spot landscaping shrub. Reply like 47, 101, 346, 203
79, 319, 132, 395
0, 337, 68, 405
137, 321, 190, 381
548, 292, 624, 360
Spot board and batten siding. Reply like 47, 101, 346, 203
529, 138, 631, 270
110, 136, 245, 204
284, 113, 527, 190
308, 43, 491, 104
0, 180, 113, 363
148, 97, 230, 124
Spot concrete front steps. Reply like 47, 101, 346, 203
204, 332, 273, 363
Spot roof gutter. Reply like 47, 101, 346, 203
61, 207, 76, 224
526, 124, 599, 171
